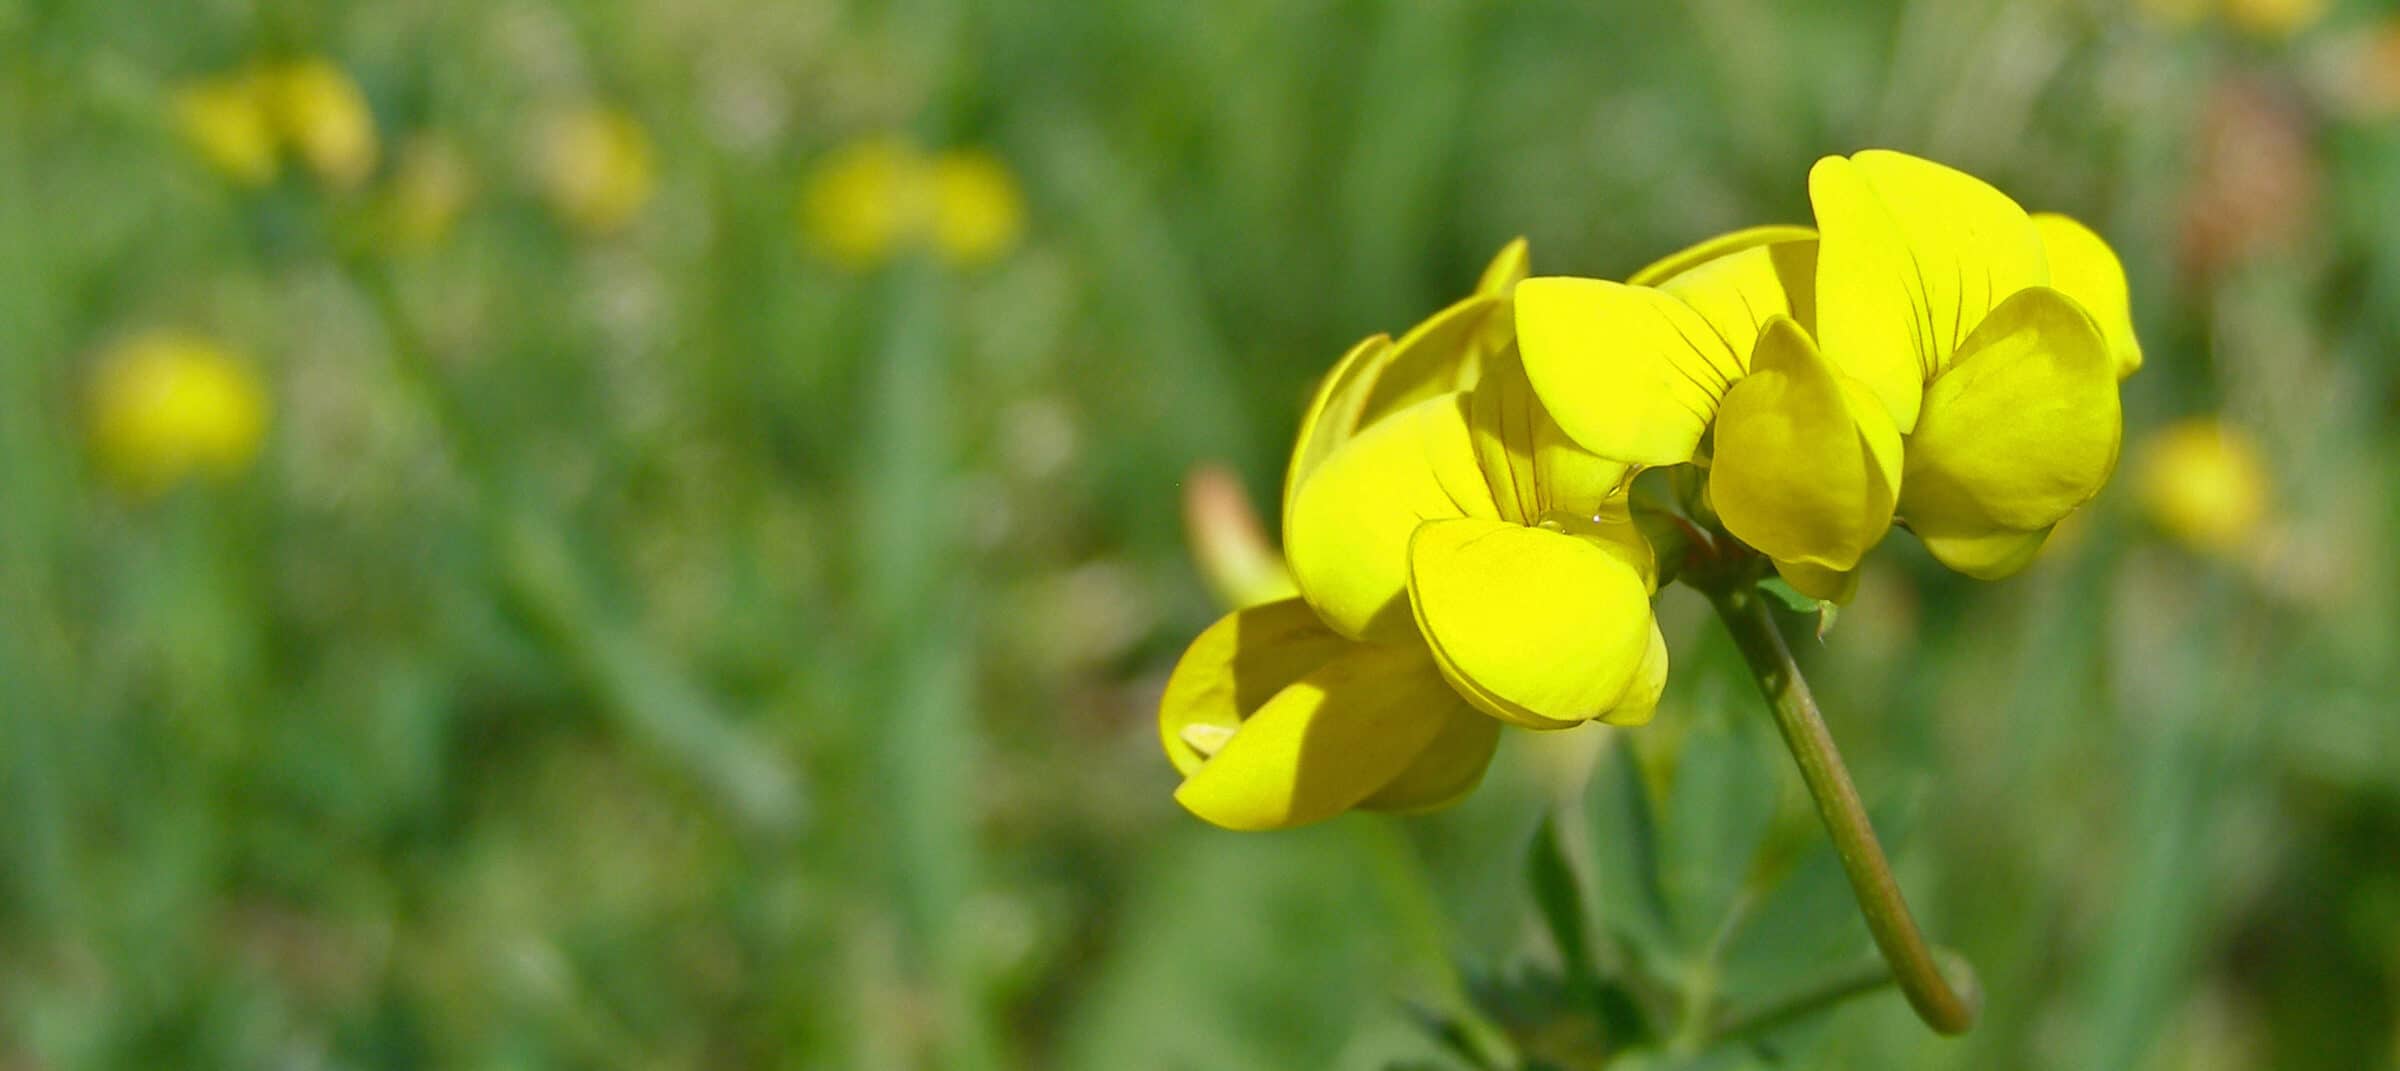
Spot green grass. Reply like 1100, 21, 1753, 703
2, 0, 2397, 1067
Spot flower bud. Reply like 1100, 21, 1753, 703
1180, 464, 1298, 609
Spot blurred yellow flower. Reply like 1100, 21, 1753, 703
540, 108, 656, 235
2220, 0, 2329, 38
2134, 418, 2270, 556
928, 149, 1026, 268
798, 137, 1026, 269
173, 73, 279, 187
173, 59, 379, 190
88, 332, 268, 495
381, 135, 473, 249
799, 136, 923, 268
2138, 0, 2331, 37
264, 59, 379, 189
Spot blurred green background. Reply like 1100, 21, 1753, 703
3, 0, 2398, 1067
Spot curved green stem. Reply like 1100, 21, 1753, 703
1707, 584, 1982, 1036
1707, 945, 1978, 1043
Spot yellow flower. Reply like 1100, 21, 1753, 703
379, 134, 473, 250
173, 59, 380, 190
540, 107, 656, 235
2133, 418, 2270, 556
1812, 153, 2138, 578
927, 149, 1026, 267
797, 138, 1026, 269
1159, 598, 1500, 831
88, 332, 268, 495
2220, 0, 2330, 39
173, 73, 279, 187
799, 136, 924, 269
1159, 242, 1666, 830
2137, 0, 2329, 37
263, 58, 379, 189
1516, 151, 2141, 594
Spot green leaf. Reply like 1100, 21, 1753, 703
1756, 577, 1818, 614
1756, 577, 1837, 639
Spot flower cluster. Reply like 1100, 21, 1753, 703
1159, 150, 2141, 830
799, 137, 1027, 270
175, 59, 379, 190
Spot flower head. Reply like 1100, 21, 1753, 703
1159, 242, 1666, 830
264, 58, 379, 189
88, 332, 268, 496
173, 73, 279, 187
799, 136, 924, 268
798, 138, 1026, 269
927, 149, 1027, 267
174, 58, 379, 190
1517, 150, 2141, 593
379, 134, 474, 250
540, 107, 656, 235
2134, 418, 2270, 557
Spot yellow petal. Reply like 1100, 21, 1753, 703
1900, 287, 2120, 579
1914, 526, 2052, 580
1287, 393, 1495, 641
1772, 559, 1860, 603
1599, 620, 1671, 727
1283, 291, 1508, 519
1360, 701, 1502, 814
1465, 345, 1632, 526
1514, 277, 1743, 466
1658, 237, 1821, 343
1156, 598, 1356, 777
1810, 150, 2049, 432
1285, 333, 1396, 519
1406, 518, 1658, 729
1628, 224, 1819, 288
1360, 292, 1509, 427
1710, 318, 1899, 574
1476, 236, 1532, 296
2032, 213, 2142, 380
1173, 639, 1462, 831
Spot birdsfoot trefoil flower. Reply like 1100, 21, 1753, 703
1516, 150, 2142, 592
1159, 241, 1666, 830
